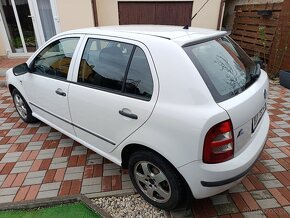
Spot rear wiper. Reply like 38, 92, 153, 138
251, 63, 261, 80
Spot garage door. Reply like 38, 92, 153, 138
118, 2, 193, 26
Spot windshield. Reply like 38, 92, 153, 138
184, 36, 258, 102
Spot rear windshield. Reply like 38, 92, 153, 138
184, 36, 258, 103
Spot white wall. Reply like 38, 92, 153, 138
55, 0, 95, 31
96, 0, 222, 29
0, 34, 6, 57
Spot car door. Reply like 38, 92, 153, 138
68, 36, 158, 153
22, 35, 83, 136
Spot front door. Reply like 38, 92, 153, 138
22, 37, 81, 135
0, 0, 58, 55
68, 36, 158, 153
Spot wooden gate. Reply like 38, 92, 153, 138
118, 2, 193, 26
230, 3, 282, 62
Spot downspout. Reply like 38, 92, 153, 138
217, 0, 226, 30
91, 0, 98, 26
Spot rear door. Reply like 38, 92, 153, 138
68, 35, 158, 153
184, 36, 269, 154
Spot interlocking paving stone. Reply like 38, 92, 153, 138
257, 198, 280, 209
26, 170, 46, 179
81, 184, 101, 194
14, 160, 33, 168
7, 128, 24, 136
63, 172, 83, 181
23, 177, 43, 186
251, 190, 273, 200
0, 144, 11, 153
0, 195, 15, 203
36, 149, 55, 159
15, 135, 33, 143
243, 210, 266, 218
40, 182, 61, 191
82, 177, 101, 186
25, 141, 43, 151
257, 173, 276, 181
36, 126, 51, 134
37, 189, 58, 199
66, 166, 84, 174
0, 187, 19, 196
11, 166, 30, 173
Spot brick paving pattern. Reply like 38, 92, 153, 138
0, 90, 133, 203
0, 59, 289, 217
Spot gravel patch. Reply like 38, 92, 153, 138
93, 194, 168, 217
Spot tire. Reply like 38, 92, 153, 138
12, 89, 37, 123
128, 150, 186, 210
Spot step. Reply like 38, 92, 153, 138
0, 68, 8, 77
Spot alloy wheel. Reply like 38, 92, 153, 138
134, 161, 171, 203
14, 94, 27, 120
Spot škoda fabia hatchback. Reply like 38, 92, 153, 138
6, 26, 269, 210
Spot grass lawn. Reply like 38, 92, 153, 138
0, 202, 101, 218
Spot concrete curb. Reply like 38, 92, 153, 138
0, 194, 112, 218
87, 188, 136, 199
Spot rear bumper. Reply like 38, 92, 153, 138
179, 112, 269, 199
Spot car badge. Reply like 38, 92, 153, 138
237, 129, 244, 138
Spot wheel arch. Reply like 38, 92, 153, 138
121, 143, 194, 205
121, 143, 167, 169
8, 84, 16, 95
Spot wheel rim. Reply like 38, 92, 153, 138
134, 161, 171, 203
14, 94, 27, 120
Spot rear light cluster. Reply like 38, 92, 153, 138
203, 120, 234, 164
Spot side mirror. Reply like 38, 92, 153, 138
13, 63, 30, 76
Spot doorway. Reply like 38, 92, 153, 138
0, 0, 59, 56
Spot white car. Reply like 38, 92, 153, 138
6, 26, 269, 210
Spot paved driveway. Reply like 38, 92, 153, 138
0, 59, 289, 217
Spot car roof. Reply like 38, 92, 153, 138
60, 25, 227, 46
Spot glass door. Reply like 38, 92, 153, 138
0, 0, 58, 55
0, 0, 39, 53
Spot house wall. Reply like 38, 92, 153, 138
96, 0, 222, 29
223, 0, 284, 30
0, 35, 6, 57
55, 0, 94, 32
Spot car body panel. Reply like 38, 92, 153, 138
218, 70, 269, 155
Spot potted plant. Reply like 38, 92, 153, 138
13, 37, 24, 53
279, 70, 290, 89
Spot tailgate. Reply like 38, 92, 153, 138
218, 70, 269, 154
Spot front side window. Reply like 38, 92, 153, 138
33, 37, 79, 79
78, 38, 134, 92
184, 36, 257, 102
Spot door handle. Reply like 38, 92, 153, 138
55, 88, 66, 96
119, 109, 138, 120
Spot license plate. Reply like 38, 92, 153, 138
252, 103, 266, 133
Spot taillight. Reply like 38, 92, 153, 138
203, 120, 234, 164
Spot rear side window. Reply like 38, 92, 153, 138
184, 36, 257, 102
78, 38, 133, 92
78, 38, 153, 100
124, 47, 153, 99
